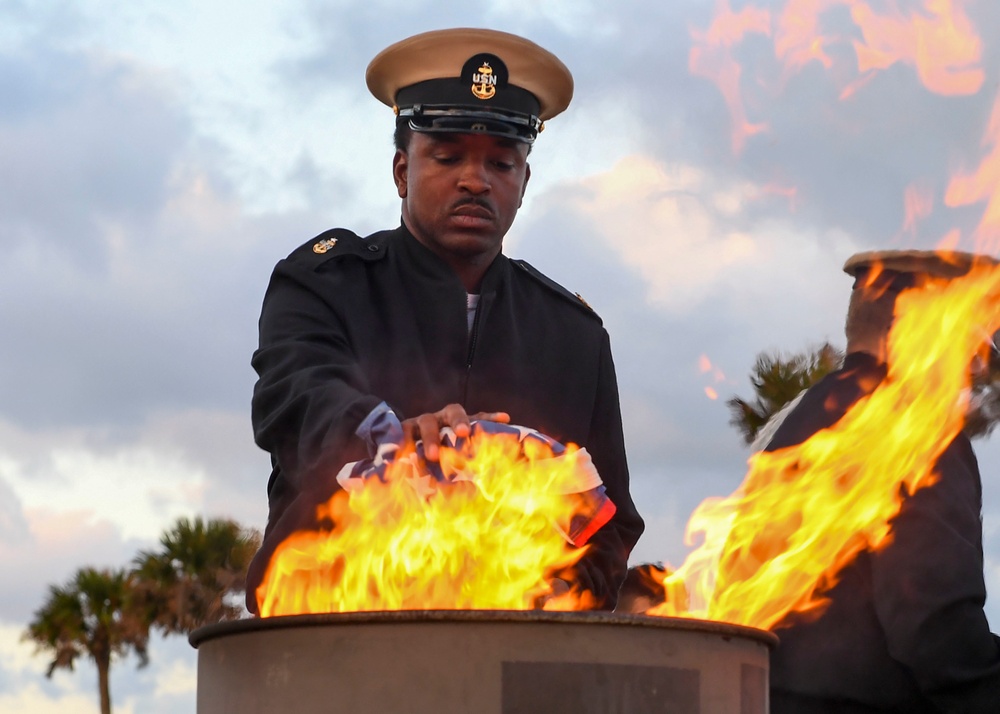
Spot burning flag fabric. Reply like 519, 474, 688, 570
336, 408, 617, 548
254, 410, 614, 617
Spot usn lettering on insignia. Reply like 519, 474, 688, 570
471, 62, 497, 100
312, 238, 338, 254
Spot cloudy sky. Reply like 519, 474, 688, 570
3, 0, 1000, 711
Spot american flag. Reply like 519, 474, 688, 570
337, 405, 616, 547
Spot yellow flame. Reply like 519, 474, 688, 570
256, 431, 597, 617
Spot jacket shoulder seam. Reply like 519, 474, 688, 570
511, 259, 602, 322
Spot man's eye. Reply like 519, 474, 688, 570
434, 155, 458, 164
493, 161, 515, 171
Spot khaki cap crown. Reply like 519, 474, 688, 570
366, 28, 573, 143
366, 28, 573, 120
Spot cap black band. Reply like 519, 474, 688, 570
398, 104, 541, 142
396, 78, 541, 114
394, 69, 543, 143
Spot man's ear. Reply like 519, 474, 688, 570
392, 149, 408, 198
519, 163, 531, 208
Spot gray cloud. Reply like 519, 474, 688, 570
0, 509, 142, 623
0, 48, 188, 262
0, 478, 29, 547
136, 408, 270, 526
278, 0, 638, 102
0, 44, 345, 429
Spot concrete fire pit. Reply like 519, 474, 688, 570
190, 610, 776, 713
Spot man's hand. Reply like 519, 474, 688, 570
400, 404, 510, 460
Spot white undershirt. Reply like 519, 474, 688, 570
466, 293, 480, 333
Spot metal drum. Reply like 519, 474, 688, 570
190, 610, 776, 714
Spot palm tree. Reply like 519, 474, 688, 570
132, 516, 260, 635
728, 341, 1000, 444
24, 567, 150, 714
727, 342, 844, 445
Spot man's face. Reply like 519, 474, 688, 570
393, 132, 530, 268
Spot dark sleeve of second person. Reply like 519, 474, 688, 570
568, 331, 645, 610
871, 434, 1000, 713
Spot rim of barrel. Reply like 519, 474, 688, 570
189, 610, 778, 649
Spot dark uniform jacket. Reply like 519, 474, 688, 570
246, 224, 645, 612
766, 352, 1000, 714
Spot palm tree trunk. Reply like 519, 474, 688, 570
96, 652, 112, 714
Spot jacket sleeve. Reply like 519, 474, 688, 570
570, 330, 645, 609
871, 435, 1000, 713
251, 258, 383, 497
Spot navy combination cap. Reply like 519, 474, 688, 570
366, 28, 574, 144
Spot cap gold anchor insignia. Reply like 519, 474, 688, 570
471, 61, 496, 100
313, 237, 338, 254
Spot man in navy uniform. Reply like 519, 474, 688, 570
245, 29, 644, 611
764, 251, 1000, 713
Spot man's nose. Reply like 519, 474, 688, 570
457, 160, 491, 193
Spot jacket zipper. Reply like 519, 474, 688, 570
462, 297, 483, 403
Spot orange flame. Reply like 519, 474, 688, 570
699, 354, 728, 382
838, 70, 878, 101
775, 0, 838, 73
699, 355, 730, 401
256, 431, 597, 617
946, 91, 1000, 247
649, 260, 1000, 628
850, 0, 983, 97
699, 0, 984, 152
689, 0, 771, 154
902, 182, 934, 235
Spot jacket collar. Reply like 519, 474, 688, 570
392, 222, 509, 296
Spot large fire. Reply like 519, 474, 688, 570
256, 430, 599, 617
649, 258, 1000, 628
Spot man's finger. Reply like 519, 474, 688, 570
416, 413, 442, 460
471, 411, 510, 424
439, 403, 472, 437
401, 405, 509, 460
